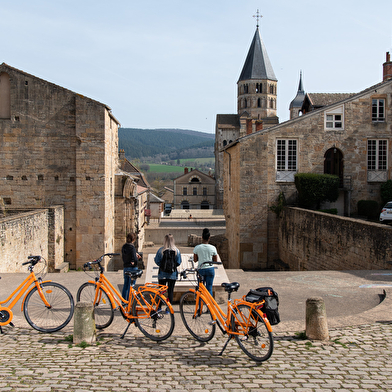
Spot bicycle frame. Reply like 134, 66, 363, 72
86, 272, 174, 321
188, 279, 272, 335
0, 272, 51, 314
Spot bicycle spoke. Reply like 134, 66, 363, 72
133, 290, 174, 341
24, 283, 74, 333
232, 304, 273, 362
76, 282, 113, 329
179, 291, 215, 342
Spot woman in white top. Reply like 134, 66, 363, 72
193, 228, 218, 296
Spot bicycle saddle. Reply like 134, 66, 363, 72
125, 270, 143, 278
221, 282, 240, 292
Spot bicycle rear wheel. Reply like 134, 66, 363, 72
231, 304, 273, 362
132, 290, 174, 341
77, 282, 114, 329
24, 282, 74, 333
179, 291, 215, 342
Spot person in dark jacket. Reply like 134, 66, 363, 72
121, 232, 141, 301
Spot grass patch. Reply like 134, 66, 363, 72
294, 331, 307, 340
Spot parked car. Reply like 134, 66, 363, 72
379, 201, 392, 223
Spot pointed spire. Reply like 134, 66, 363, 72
297, 71, 304, 93
289, 71, 306, 111
238, 26, 277, 82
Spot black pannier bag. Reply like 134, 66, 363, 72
245, 287, 280, 325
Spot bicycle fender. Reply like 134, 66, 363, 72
257, 309, 273, 332
86, 280, 116, 310
21, 279, 52, 311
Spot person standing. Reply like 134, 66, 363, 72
193, 228, 218, 296
154, 234, 182, 304
121, 232, 141, 301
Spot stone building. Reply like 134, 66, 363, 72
0, 63, 137, 269
173, 168, 216, 210
116, 151, 150, 257
215, 24, 277, 208
221, 52, 392, 269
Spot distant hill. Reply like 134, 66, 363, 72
119, 128, 215, 159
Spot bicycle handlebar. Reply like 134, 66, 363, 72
22, 256, 41, 266
180, 261, 222, 279
83, 253, 120, 269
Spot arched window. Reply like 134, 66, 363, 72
223, 140, 227, 147
201, 201, 210, 209
257, 98, 261, 108
181, 201, 190, 209
0, 72, 11, 119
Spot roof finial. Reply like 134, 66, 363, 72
253, 9, 262, 28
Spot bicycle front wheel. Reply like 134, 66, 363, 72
24, 282, 74, 333
231, 304, 273, 362
179, 291, 215, 342
76, 282, 114, 329
133, 290, 175, 341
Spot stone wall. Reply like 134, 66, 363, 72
0, 206, 64, 273
279, 207, 392, 271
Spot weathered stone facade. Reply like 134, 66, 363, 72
0, 63, 119, 269
0, 206, 64, 273
223, 77, 392, 269
279, 207, 392, 271
173, 168, 216, 210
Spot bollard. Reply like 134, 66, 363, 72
305, 297, 329, 340
73, 302, 96, 344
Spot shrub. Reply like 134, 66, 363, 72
357, 200, 380, 220
295, 173, 340, 209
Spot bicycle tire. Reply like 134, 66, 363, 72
231, 304, 273, 362
179, 291, 215, 342
76, 282, 114, 329
132, 290, 175, 341
24, 282, 74, 333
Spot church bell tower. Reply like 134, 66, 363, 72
237, 11, 278, 127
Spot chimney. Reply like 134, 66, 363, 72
119, 149, 125, 161
184, 167, 188, 174
383, 52, 392, 81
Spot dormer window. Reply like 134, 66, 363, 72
325, 105, 344, 130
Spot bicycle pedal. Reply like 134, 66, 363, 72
10, 322, 14, 328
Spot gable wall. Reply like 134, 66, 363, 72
224, 81, 392, 269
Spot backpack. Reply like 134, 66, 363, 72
160, 249, 177, 273
245, 287, 280, 325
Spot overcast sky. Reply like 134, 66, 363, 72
2, 1, 392, 134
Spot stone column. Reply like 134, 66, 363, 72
73, 302, 96, 344
306, 297, 329, 340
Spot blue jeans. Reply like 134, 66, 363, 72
122, 267, 138, 301
198, 267, 215, 296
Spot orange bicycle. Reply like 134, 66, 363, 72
76, 253, 175, 341
179, 261, 273, 362
0, 256, 74, 333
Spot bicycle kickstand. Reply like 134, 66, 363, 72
218, 335, 234, 356
120, 322, 133, 339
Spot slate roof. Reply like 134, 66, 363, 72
305, 93, 355, 108
216, 114, 240, 129
238, 28, 277, 82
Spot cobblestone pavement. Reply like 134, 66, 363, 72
1, 320, 392, 391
